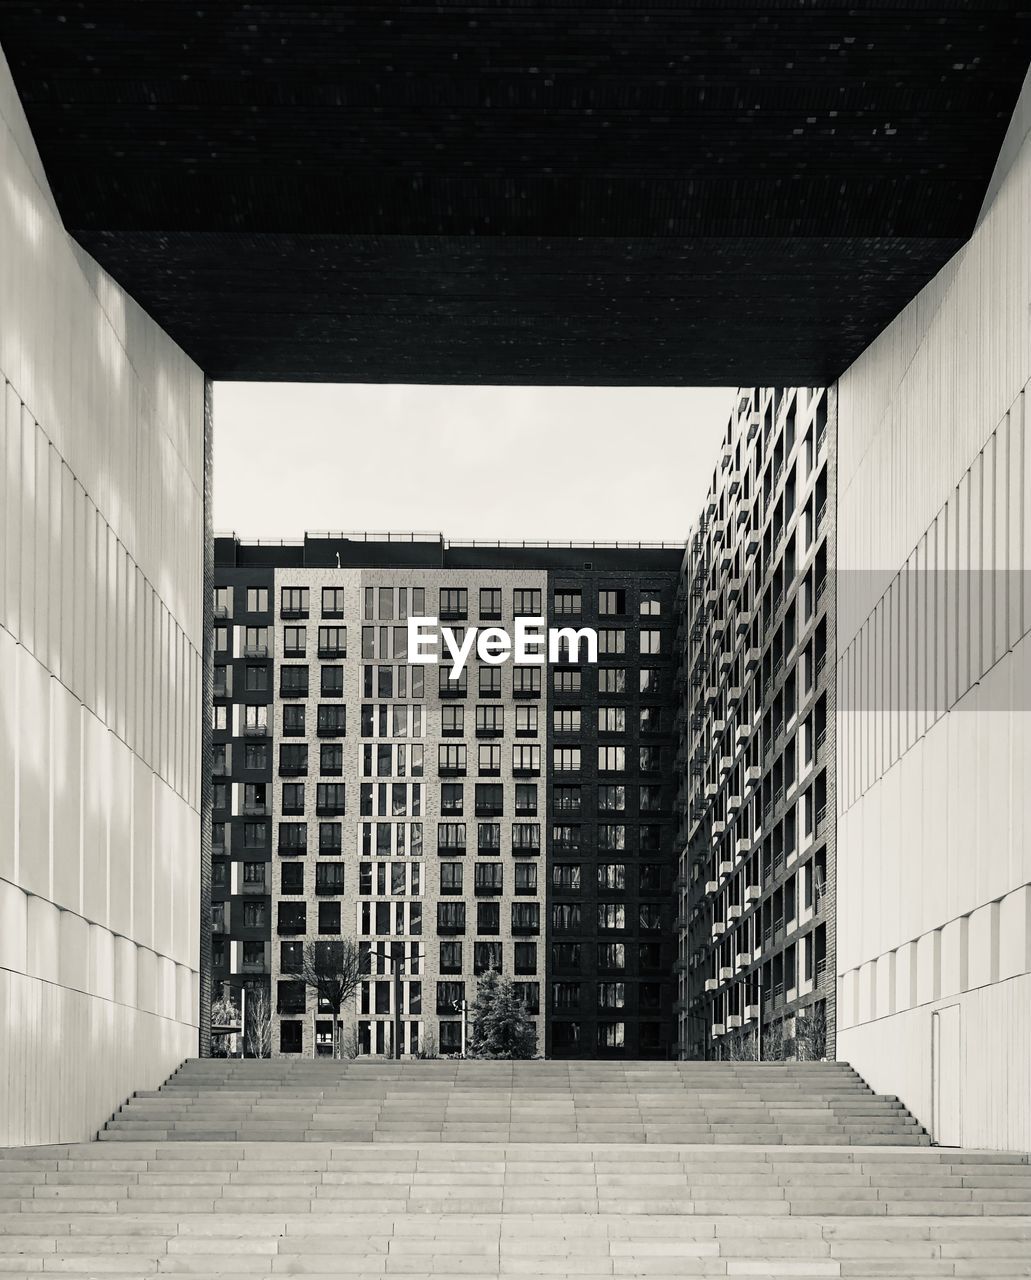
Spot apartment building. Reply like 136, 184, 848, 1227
674, 386, 837, 1061
211, 536, 681, 1059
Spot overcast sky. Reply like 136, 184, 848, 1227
213, 383, 735, 544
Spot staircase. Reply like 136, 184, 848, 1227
101, 1058, 929, 1145
0, 1059, 1026, 1278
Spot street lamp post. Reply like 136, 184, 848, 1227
452, 998, 469, 1058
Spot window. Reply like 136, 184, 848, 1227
639, 942, 661, 971
553, 590, 581, 616
597, 629, 626, 655
243, 901, 266, 928
281, 587, 309, 618
511, 903, 539, 935
640, 629, 661, 655
437, 981, 465, 1015
437, 822, 466, 852
322, 587, 345, 617
512, 744, 540, 775
553, 668, 581, 693
479, 588, 502, 619
639, 785, 662, 812
476, 899, 501, 933
597, 746, 626, 772
552, 943, 582, 971
477, 822, 501, 854
597, 784, 625, 811
598, 864, 626, 890
440, 862, 463, 894
316, 783, 346, 815
513, 588, 541, 616
246, 587, 269, 613
639, 904, 663, 931
281, 783, 304, 815
319, 626, 347, 658
321, 666, 344, 698
242, 861, 265, 887
439, 941, 463, 974
598, 707, 625, 732
552, 864, 581, 891
515, 705, 538, 736
475, 704, 504, 737
639, 746, 662, 772
512, 823, 540, 854
243, 823, 267, 852
599, 943, 625, 970
639, 591, 661, 616
279, 743, 308, 777
439, 588, 467, 620
553, 747, 581, 773
598, 983, 625, 1010
315, 863, 345, 895
438, 1021, 462, 1054
278, 821, 307, 854
243, 704, 267, 733
440, 783, 464, 815
318, 902, 341, 934
214, 626, 228, 653
553, 708, 581, 733
552, 982, 580, 1010
443, 705, 465, 736
514, 863, 537, 895
317, 704, 345, 736
552, 904, 581, 931
514, 942, 537, 975
280, 941, 302, 974
283, 625, 306, 657
639, 668, 660, 693
640, 825, 662, 852
212, 706, 228, 732
319, 823, 342, 854
280, 665, 309, 698
598, 590, 625, 615
438, 744, 467, 775
474, 942, 502, 974
281, 862, 304, 894
474, 783, 503, 817
244, 665, 268, 693
598, 825, 625, 851
552, 824, 580, 851
280, 1022, 302, 1054
437, 902, 466, 934
598, 904, 626, 930
553, 786, 581, 813
513, 667, 541, 697
598, 668, 626, 693
478, 743, 501, 775
639, 864, 661, 892
277, 902, 306, 935
439, 666, 468, 696
598, 1022, 625, 1049
479, 666, 502, 697
515, 784, 537, 815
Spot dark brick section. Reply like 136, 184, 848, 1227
546, 569, 680, 1060
211, 562, 275, 1025
1, 6, 1027, 383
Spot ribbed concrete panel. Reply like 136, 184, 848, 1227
0, 43, 204, 1144
836, 67, 1031, 1151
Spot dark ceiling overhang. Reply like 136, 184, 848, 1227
1, 3, 1028, 384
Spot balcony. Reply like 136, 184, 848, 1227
242, 802, 268, 817
719, 965, 733, 981
242, 722, 268, 737
745, 765, 762, 789
736, 837, 751, 859
704, 977, 718, 992
704, 879, 719, 895
241, 879, 266, 895
712, 921, 725, 937
735, 951, 751, 968
719, 859, 734, 877
243, 643, 268, 658
727, 904, 741, 921
710, 1022, 726, 1037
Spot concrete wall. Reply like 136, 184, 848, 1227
0, 46, 204, 1144
835, 68, 1031, 1150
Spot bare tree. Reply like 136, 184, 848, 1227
301, 939, 368, 1059
210, 988, 239, 1057
245, 986, 273, 1059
